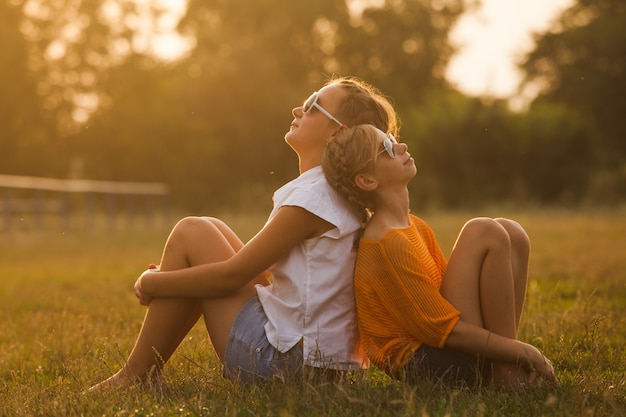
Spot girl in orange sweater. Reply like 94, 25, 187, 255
322, 124, 556, 388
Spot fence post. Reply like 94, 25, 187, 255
105, 193, 116, 230
84, 192, 95, 230
34, 189, 44, 229
2, 188, 10, 232
60, 191, 71, 231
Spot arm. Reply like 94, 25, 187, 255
446, 321, 556, 382
139, 206, 332, 299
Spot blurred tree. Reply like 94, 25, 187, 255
14, 0, 178, 179
404, 90, 523, 208
78, 55, 225, 210
515, 101, 594, 204
521, 0, 626, 168
176, 0, 356, 201
19, 0, 171, 135
334, 0, 464, 109
402, 89, 594, 208
0, 0, 50, 175
4, 0, 489, 211
171, 0, 466, 209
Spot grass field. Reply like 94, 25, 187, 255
0, 210, 625, 416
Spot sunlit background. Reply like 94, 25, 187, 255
152, 0, 575, 101
447, 0, 573, 99
1, 0, 624, 218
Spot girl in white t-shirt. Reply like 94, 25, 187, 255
88, 77, 398, 390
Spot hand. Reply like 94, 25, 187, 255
532, 354, 556, 385
523, 344, 557, 384
134, 263, 159, 306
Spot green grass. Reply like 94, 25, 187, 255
1, 210, 625, 416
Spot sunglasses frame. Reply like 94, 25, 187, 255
378, 133, 397, 158
303, 92, 344, 126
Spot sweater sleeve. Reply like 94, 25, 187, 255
359, 224, 460, 349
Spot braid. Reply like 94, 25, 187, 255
320, 77, 399, 247
324, 141, 371, 222
322, 125, 380, 248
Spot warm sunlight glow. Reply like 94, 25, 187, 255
446, 0, 573, 102
143, 0, 194, 61
152, 0, 193, 60
152, 0, 574, 105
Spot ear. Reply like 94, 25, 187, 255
328, 125, 347, 141
355, 173, 378, 192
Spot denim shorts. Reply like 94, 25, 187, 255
399, 344, 485, 387
223, 296, 303, 384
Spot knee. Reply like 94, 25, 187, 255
461, 217, 511, 248
202, 216, 229, 230
494, 218, 531, 255
175, 215, 210, 230
172, 216, 221, 239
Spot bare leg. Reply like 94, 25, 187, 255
440, 217, 530, 386
89, 216, 266, 390
494, 218, 530, 328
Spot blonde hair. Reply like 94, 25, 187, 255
321, 77, 398, 246
326, 76, 399, 137
322, 124, 383, 240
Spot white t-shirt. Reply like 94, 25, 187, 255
255, 166, 365, 370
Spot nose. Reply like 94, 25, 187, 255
394, 142, 408, 154
292, 106, 303, 118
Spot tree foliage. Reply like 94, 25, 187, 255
521, 0, 626, 167
403, 91, 593, 208
1, 0, 624, 211
334, 0, 462, 108
0, 0, 50, 175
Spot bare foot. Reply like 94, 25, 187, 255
85, 366, 161, 394
490, 363, 529, 390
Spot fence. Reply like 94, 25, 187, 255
0, 175, 170, 232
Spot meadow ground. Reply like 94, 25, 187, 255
0, 209, 624, 416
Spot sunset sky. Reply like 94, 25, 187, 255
446, 0, 573, 98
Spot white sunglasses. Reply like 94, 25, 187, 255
377, 132, 398, 158
303, 91, 344, 126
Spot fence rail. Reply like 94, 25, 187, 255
0, 175, 169, 195
1, 175, 170, 232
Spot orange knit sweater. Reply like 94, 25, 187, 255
354, 214, 460, 374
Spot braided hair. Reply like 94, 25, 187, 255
320, 77, 398, 247
323, 125, 383, 247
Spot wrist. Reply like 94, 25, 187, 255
140, 272, 154, 295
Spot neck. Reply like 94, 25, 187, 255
299, 161, 318, 174
297, 151, 324, 174
371, 185, 411, 228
